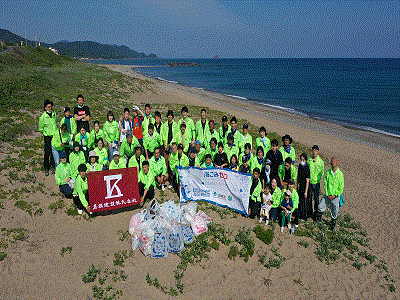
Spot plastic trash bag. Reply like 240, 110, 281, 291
129, 212, 144, 236
144, 199, 160, 221
191, 214, 208, 236
167, 225, 184, 253
131, 237, 139, 252
161, 200, 181, 224
196, 210, 212, 224
151, 228, 168, 259
180, 225, 195, 244
139, 222, 154, 256
180, 202, 198, 225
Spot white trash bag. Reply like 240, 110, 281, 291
151, 228, 168, 259
180, 225, 195, 244
139, 222, 154, 256
167, 225, 184, 253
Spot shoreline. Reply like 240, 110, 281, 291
115, 63, 400, 141
100, 63, 400, 155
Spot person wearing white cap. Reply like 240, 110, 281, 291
86, 150, 102, 172
280, 189, 294, 233
109, 150, 126, 170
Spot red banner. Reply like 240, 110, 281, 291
87, 167, 140, 213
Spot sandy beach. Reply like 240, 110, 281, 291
1, 61, 399, 300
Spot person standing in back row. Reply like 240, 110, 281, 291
317, 157, 344, 231
307, 145, 325, 220
73, 94, 91, 132
38, 100, 57, 176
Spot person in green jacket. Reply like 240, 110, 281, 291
88, 120, 105, 150
38, 100, 57, 176
149, 147, 169, 190
318, 157, 344, 231
119, 131, 139, 166
143, 123, 162, 160
142, 104, 155, 137
138, 161, 156, 206
54, 151, 73, 198
74, 126, 90, 160
69, 142, 86, 179
278, 157, 298, 190
195, 108, 209, 147
161, 110, 178, 157
224, 133, 239, 162
171, 143, 189, 195
193, 140, 206, 167
73, 164, 91, 215
86, 150, 102, 173
250, 146, 265, 182
248, 167, 263, 219
51, 123, 71, 167
103, 111, 119, 161
269, 178, 282, 222
279, 134, 296, 164
109, 151, 126, 170
94, 138, 108, 170
128, 145, 146, 173
281, 179, 300, 232
205, 137, 218, 161
204, 119, 219, 148
239, 143, 253, 168
240, 123, 253, 154
59, 106, 77, 143
229, 117, 243, 152
177, 106, 195, 143
201, 154, 213, 169
173, 123, 192, 153
307, 145, 325, 219
255, 126, 270, 157
218, 115, 231, 145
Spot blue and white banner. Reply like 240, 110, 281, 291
178, 167, 252, 216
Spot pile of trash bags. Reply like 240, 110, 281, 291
128, 199, 212, 259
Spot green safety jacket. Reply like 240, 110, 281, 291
323, 168, 344, 196
143, 132, 162, 153
249, 156, 264, 173
149, 156, 167, 176
103, 120, 119, 144
240, 133, 253, 153
119, 137, 139, 158
55, 162, 72, 186
178, 117, 196, 138
69, 151, 86, 178
224, 144, 239, 162
204, 129, 220, 148
88, 129, 105, 149
38, 111, 57, 137
279, 146, 296, 163
308, 155, 325, 184
109, 159, 126, 170
94, 147, 108, 166
173, 130, 192, 153
59, 116, 77, 135
51, 129, 71, 151
86, 162, 102, 172
142, 114, 155, 136
138, 169, 156, 189
195, 119, 210, 146
160, 120, 178, 145
218, 124, 231, 145
250, 178, 263, 202
128, 154, 146, 171
74, 175, 89, 207
278, 164, 298, 182
255, 136, 271, 157
271, 187, 282, 208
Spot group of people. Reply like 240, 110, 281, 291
38, 95, 344, 231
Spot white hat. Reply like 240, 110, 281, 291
285, 190, 292, 196
113, 150, 120, 157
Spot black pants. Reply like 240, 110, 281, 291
139, 182, 155, 201
298, 183, 311, 220
59, 184, 73, 199
43, 136, 55, 171
73, 192, 89, 211
292, 208, 299, 225
248, 199, 261, 219
269, 207, 280, 222
310, 183, 320, 217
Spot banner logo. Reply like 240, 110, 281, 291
104, 174, 124, 199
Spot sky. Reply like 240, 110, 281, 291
1, 0, 399, 58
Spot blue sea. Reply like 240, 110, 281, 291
92, 58, 400, 137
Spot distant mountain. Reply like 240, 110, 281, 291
0, 29, 157, 59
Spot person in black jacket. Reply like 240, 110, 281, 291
265, 139, 283, 181
297, 153, 311, 220
213, 142, 228, 169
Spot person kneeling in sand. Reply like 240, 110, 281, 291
73, 164, 91, 215
138, 161, 155, 207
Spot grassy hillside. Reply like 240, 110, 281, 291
0, 46, 153, 145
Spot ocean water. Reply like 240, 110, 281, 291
93, 58, 400, 137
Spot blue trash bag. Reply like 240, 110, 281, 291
180, 225, 195, 244
151, 228, 168, 259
